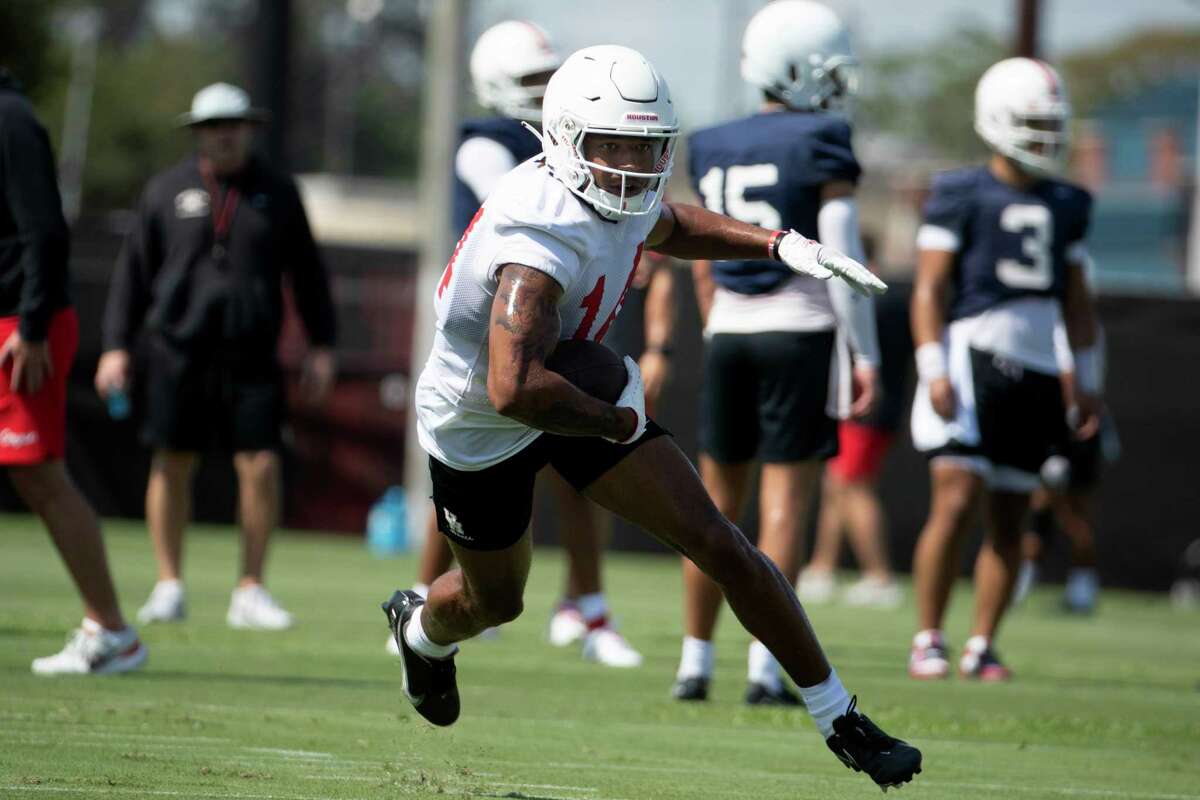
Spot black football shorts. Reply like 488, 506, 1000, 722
429, 421, 669, 551
140, 337, 283, 453
701, 330, 838, 464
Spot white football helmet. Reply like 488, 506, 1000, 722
470, 21, 562, 122
740, 0, 858, 113
538, 45, 679, 220
975, 57, 1072, 177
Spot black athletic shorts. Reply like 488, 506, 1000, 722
932, 347, 1067, 478
140, 337, 284, 453
429, 421, 669, 551
701, 330, 837, 464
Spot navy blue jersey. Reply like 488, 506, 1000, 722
921, 166, 1092, 321
451, 117, 542, 239
687, 111, 860, 295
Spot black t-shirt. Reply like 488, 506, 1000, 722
0, 80, 72, 340
103, 155, 336, 357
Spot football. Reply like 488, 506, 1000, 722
545, 339, 628, 404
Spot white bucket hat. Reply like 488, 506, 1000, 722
177, 82, 268, 127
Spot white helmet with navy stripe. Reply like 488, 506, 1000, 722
539, 45, 679, 220
470, 20, 562, 122
975, 57, 1072, 177
740, 0, 858, 112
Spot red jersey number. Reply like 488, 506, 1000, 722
572, 243, 644, 342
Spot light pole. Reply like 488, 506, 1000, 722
403, 0, 467, 546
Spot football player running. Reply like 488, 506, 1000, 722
908, 58, 1102, 681
673, 0, 882, 706
381, 45, 921, 790
402, 20, 643, 668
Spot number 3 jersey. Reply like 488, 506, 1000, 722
687, 111, 860, 334
416, 157, 658, 471
916, 165, 1092, 374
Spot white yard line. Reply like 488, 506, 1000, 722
247, 748, 334, 759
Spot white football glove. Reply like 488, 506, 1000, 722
777, 230, 887, 297
604, 355, 648, 445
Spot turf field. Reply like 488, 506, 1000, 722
2, 513, 1198, 800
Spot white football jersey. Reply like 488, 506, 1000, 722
416, 157, 660, 471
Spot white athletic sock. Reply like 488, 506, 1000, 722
799, 668, 851, 739
576, 592, 609, 625
677, 636, 714, 680
403, 605, 457, 660
964, 634, 989, 654
412, 583, 429, 600
747, 641, 781, 692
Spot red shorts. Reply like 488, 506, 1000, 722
0, 308, 78, 465
826, 421, 895, 484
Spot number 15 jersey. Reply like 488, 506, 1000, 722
916, 165, 1092, 373
416, 157, 658, 472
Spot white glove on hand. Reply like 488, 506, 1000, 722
604, 355, 648, 445
777, 230, 888, 297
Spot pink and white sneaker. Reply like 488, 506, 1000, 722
959, 635, 1012, 681
547, 603, 587, 647
582, 626, 643, 668
908, 629, 950, 680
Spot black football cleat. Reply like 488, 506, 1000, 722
381, 590, 460, 727
671, 675, 710, 701
745, 681, 803, 707
826, 696, 922, 792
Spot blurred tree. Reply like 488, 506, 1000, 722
1061, 29, 1200, 115
857, 25, 1008, 161
0, 0, 64, 99
83, 37, 234, 209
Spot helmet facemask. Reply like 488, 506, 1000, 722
539, 112, 677, 219
979, 105, 1070, 178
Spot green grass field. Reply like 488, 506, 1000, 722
2, 513, 1198, 800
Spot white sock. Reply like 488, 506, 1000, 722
412, 583, 429, 600
964, 634, 989, 654
576, 592, 608, 625
677, 636, 714, 680
1013, 561, 1037, 602
798, 668, 851, 739
403, 605, 457, 659
747, 641, 781, 692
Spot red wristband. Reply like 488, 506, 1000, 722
768, 230, 786, 261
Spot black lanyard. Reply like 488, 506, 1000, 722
199, 162, 240, 261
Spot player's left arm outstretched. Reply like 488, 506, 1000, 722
645, 201, 886, 298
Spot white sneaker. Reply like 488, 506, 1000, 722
796, 569, 836, 604
32, 618, 147, 675
227, 585, 293, 630
547, 605, 587, 647
136, 580, 185, 624
582, 627, 643, 668
842, 576, 902, 609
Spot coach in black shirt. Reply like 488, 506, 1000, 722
96, 83, 337, 630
